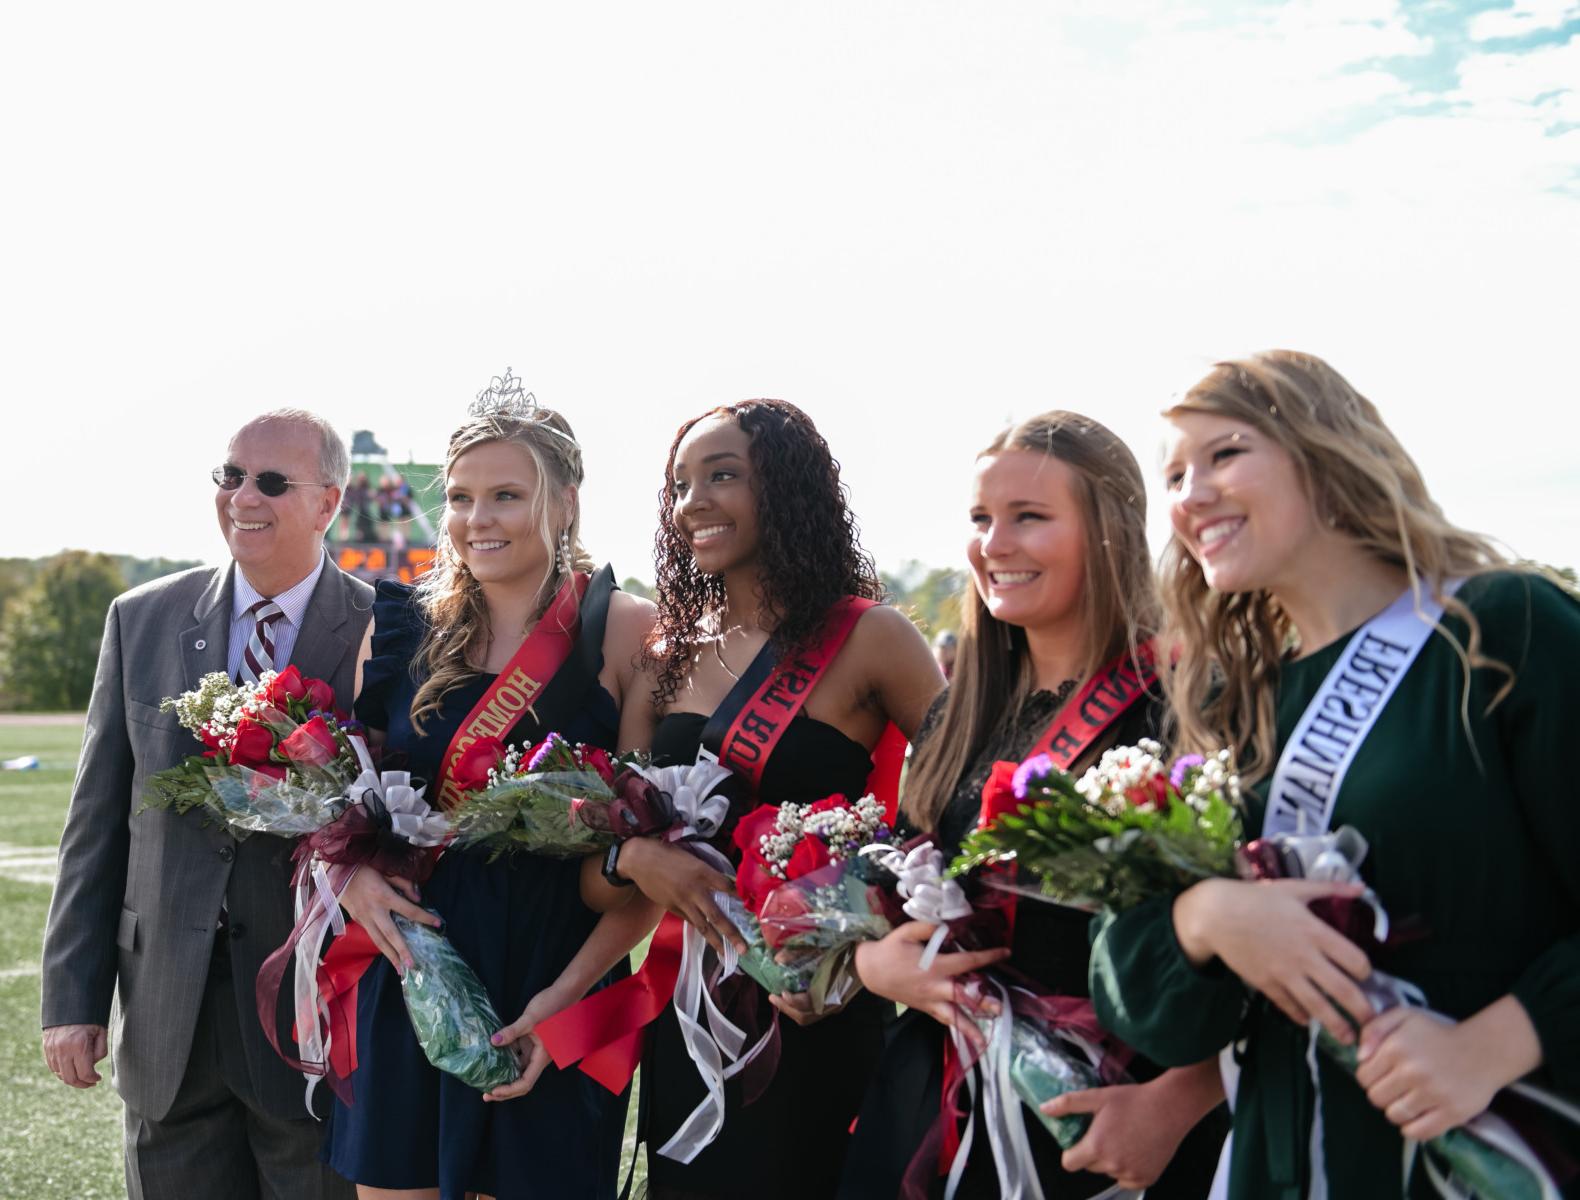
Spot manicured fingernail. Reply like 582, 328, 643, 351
1356, 1041, 1371, 1061
490, 1034, 503, 1045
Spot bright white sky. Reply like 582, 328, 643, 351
3, 0, 1577, 581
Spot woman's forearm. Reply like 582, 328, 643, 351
552, 895, 664, 1000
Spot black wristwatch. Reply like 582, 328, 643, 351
601, 839, 634, 887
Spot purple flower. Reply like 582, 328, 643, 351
528, 733, 566, 772
1013, 753, 1056, 799
1169, 754, 1206, 789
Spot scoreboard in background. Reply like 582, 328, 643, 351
335, 544, 437, 584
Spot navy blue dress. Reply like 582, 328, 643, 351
324, 574, 629, 1200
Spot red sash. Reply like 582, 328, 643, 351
432, 572, 589, 809
537, 595, 906, 1091
1028, 639, 1158, 768
311, 572, 589, 1098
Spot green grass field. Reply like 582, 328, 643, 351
0, 721, 125, 1198
0, 721, 648, 1198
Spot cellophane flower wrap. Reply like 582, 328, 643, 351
392, 910, 519, 1092
727, 794, 896, 1011
143, 666, 365, 837
445, 733, 676, 858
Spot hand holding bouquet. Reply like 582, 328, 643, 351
144, 666, 364, 837
393, 910, 519, 1092
958, 741, 1577, 1197
726, 794, 897, 1010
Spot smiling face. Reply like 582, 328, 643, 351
444, 439, 564, 590
967, 449, 1088, 636
1162, 409, 1327, 595
670, 415, 761, 576
216, 418, 339, 592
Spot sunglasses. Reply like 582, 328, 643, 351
212, 465, 330, 497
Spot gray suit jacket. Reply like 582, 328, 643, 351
41, 557, 374, 1121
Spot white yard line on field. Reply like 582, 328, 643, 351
0, 842, 58, 886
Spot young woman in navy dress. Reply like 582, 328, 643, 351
326, 385, 659, 1200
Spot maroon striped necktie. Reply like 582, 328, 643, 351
237, 600, 286, 684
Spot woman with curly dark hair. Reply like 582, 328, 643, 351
609, 399, 943, 1199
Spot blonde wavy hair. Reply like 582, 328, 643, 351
903, 411, 1160, 833
409, 408, 594, 734
1161, 350, 1519, 781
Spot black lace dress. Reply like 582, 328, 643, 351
641, 710, 895, 1200
839, 686, 1228, 1199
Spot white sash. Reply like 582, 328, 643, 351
1214, 582, 1456, 1200
1263, 583, 1455, 842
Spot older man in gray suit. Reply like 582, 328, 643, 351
41, 409, 370, 1199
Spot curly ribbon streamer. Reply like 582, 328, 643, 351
256, 738, 449, 1112
654, 912, 780, 1163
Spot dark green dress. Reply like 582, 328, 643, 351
1089, 572, 1580, 1199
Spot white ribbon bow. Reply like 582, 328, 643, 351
632, 754, 735, 842
863, 840, 972, 968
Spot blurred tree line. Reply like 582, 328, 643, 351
880, 560, 967, 637
4, 556, 1569, 712
0, 553, 200, 710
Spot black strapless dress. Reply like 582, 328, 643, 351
642, 710, 895, 1200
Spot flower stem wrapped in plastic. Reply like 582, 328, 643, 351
393, 910, 519, 1092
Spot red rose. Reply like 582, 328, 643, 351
580, 745, 617, 785
979, 760, 1022, 828
279, 715, 339, 768
731, 802, 781, 862
265, 665, 309, 706
806, 794, 848, 816
1125, 774, 1170, 812
735, 857, 780, 916
304, 676, 336, 711
785, 835, 833, 881
228, 717, 276, 768
757, 881, 814, 949
451, 737, 506, 793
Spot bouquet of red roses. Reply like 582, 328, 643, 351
143, 666, 366, 837
725, 794, 898, 1012
445, 732, 678, 858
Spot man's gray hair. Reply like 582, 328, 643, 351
235, 409, 351, 490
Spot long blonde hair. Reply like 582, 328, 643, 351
1161, 350, 1517, 780
903, 411, 1160, 832
409, 408, 595, 733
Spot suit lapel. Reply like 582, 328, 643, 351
179, 566, 233, 684
290, 559, 351, 686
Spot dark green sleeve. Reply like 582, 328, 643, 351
1482, 575, 1580, 1092
1089, 894, 1248, 1067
